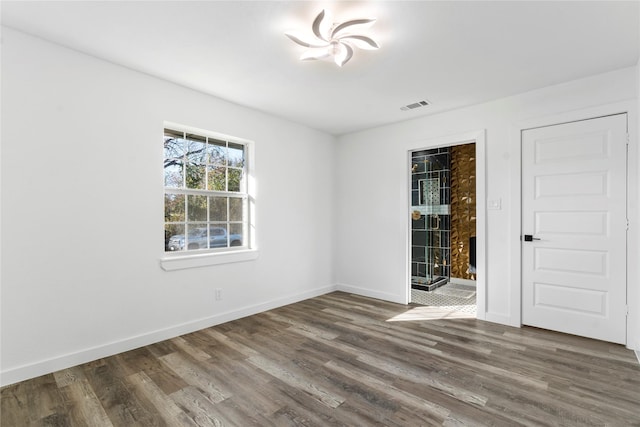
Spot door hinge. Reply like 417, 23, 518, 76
627, 133, 630, 145
627, 218, 630, 231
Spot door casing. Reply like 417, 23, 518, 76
510, 101, 638, 348
405, 130, 487, 319
521, 113, 627, 343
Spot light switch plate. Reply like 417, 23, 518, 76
488, 198, 502, 210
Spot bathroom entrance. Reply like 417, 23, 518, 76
410, 143, 477, 310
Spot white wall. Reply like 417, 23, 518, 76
335, 66, 638, 332
2, 27, 638, 386
636, 57, 640, 357
0, 28, 336, 385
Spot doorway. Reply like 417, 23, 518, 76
521, 113, 628, 344
410, 143, 477, 313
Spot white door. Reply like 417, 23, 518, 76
522, 114, 627, 344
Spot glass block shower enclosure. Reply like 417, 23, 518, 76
410, 147, 451, 291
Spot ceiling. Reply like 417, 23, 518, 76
2, 1, 639, 136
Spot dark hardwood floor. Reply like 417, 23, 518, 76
2, 292, 640, 426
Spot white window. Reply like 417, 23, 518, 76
163, 126, 250, 255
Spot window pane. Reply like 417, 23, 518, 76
209, 196, 227, 221
164, 127, 250, 254
186, 223, 208, 250
207, 166, 226, 191
185, 163, 206, 189
186, 134, 207, 164
229, 197, 243, 222
184, 135, 207, 190
164, 193, 185, 222
187, 195, 207, 221
164, 130, 186, 159
229, 223, 243, 247
228, 142, 244, 168
165, 224, 185, 252
208, 139, 227, 165
228, 168, 243, 192
164, 161, 183, 188
209, 224, 228, 248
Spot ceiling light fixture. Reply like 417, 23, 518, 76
285, 10, 379, 67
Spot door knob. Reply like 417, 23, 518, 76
523, 235, 541, 242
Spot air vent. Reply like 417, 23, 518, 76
400, 100, 430, 111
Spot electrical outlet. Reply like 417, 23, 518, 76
215, 288, 222, 301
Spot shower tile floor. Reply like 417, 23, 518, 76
411, 282, 477, 316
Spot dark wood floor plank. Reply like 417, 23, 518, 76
169, 337, 212, 363
108, 347, 188, 397
1, 381, 33, 427
548, 383, 640, 425
323, 359, 450, 424
57, 378, 114, 427
169, 386, 227, 427
392, 377, 517, 427
82, 359, 161, 427
416, 320, 529, 352
3, 291, 639, 426
158, 352, 230, 404
201, 357, 284, 416
126, 371, 196, 427
21, 373, 68, 425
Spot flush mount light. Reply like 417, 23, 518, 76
285, 10, 379, 67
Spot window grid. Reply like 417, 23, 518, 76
164, 127, 248, 253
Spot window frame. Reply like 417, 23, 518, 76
160, 122, 257, 271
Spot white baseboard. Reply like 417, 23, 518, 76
635, 350, 640, 365
335, 283, 406, 305
0, 284, 337, 387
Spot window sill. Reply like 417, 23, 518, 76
160, 249, 259, 271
